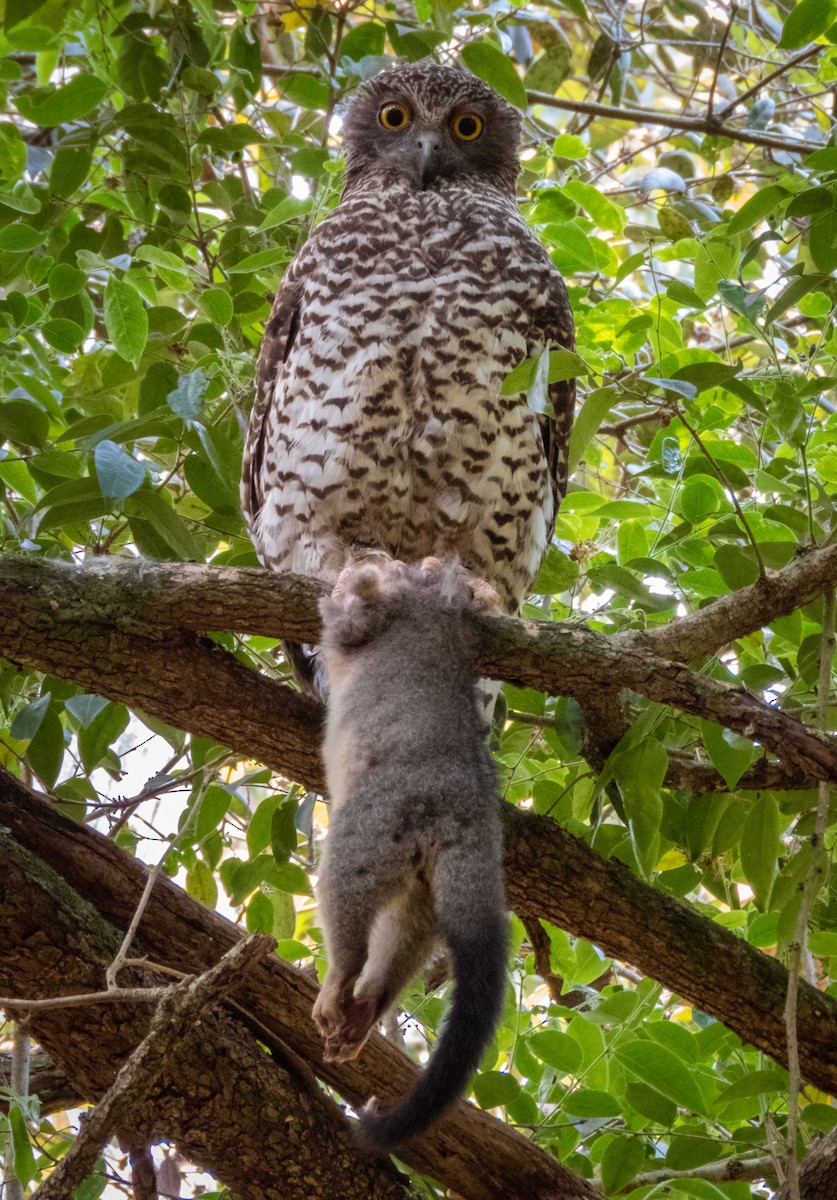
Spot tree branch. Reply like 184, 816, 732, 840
0, 831, 412, 1200
2, 553, 836, 784
628, 543, 837, 662
526, 90, 823, 155
32, 937, 275, 1200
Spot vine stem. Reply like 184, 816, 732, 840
783, 586, 836, 1199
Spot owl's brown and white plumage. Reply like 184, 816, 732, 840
242, 61, 575, 690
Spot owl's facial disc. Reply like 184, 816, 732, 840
344, 63, 521, 193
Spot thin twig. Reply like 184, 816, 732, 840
707, 4, 738, 122
717, 45, 824, 121
5, 1024, 31, 1200
0, 987, 167, 1012
673, 401, 767, 576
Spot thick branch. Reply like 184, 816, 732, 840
0, 832, 410, 1200
0, 770, 596, 1200
527, 90, 822, 155
2, 554, 836, 784
32, 937, 274, 1200
5, 760, 837, 1113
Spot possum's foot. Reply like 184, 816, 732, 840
313, 984, 378, 1062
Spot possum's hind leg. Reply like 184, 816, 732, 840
355, 878, 437, 1027
313, 820, 426, 1063
314, 877, 435, 1063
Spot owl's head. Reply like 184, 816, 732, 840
342, 61, 521, 193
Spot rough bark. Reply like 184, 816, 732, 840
0, 770, 598, 1200
0, 833, 411, 1200
32, 937, 276, 1200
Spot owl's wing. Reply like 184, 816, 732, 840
241, 274, 302, 527
534, 269, 576, 508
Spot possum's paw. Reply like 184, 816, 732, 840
321, 995, 379, 1063
313, 979, 379, 1062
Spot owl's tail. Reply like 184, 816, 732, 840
357, 849, 508, 1153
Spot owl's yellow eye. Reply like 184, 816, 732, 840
379, 103, 411, 131
452, 113, 483, 141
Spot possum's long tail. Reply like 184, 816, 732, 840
357, 890, 508, 1152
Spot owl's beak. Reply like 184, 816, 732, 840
415, 132, 443, 189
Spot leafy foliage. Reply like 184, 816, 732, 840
1, 0, 836, 1196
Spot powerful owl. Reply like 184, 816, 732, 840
242, 60, 575, 693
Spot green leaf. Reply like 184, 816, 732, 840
552, 133, 588, 158
616, 1039, 712, 1117
270, 860, 312, 894
15, 73, 108, 125
94, 440, 146, 500
104, 276, 147, 368
680, 477, 722, 523
502, 349, 587, 395
166, 368, 207, 423
600, 1135, 644, 1194
78, 702, 129, 773
196, 785, 232, 841
42, 318, 85, 352
50, 146, 92, 197
226, 247, 291, 274
0, 222, 45, 251
10, 693, 52, 740
460, 41, 528, 109
809, 196, 837, 273
740, 794, 781, 909
564, 1089, 622, 1118
717, 1067, 788, 1105
198, 124, 267, 152
281, 75, 330, 110
765, 273, 831, 324
127, 489, 203, 561
529, 1030, 583, 1073
48, 263, 86, 300
257, 195, 311, 232
8, 1105, 37, 1187
187, 860, 219, 908
472, 1071, 521, 1109
27, 706, 64, 787
0, 400, 49, 447
563, 179, 626, 234
64, 694, 109, 728
271, 795, 299, 861
780, 0, 837, 48
340, 22, 386, 60
700, 721, 754, 789
568, 386, 615, 472
727, 185, 790, 235
547, 222, 600, 272
200, 287, 234, 326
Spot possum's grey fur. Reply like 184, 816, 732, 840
313, 555, 508, 1151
